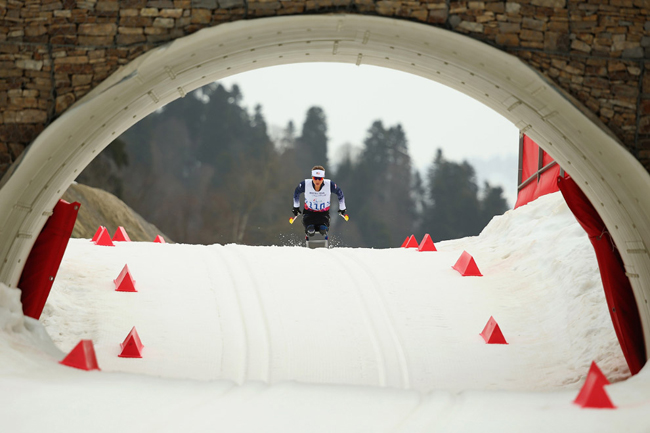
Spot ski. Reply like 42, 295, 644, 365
306, 238, 328, 249
289, 212, 348, 249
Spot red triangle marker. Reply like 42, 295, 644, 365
418, 234, 437, 252
480, 316, 508, 344
94, 227, 114, 246
119, 327, 144, 358
452, 251, 482, 276
59, 340, 100, 371
91, 226, 105, 243
112, 226, 131, 242
404, 235, 419, 248
153, 235, 165, 244
114, 264, 137, 292
400, 237, 409, 248
574, 361, 615, 409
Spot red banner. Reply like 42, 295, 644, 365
515, 135, 565, 208
558, 176, 646, 374
19, 200, 80, 319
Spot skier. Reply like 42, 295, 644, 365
292, 165, 347, 241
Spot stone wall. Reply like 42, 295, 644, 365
1, 0, 650, 175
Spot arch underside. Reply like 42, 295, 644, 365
0, 14, 649, 357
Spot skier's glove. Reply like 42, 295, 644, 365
292, 207, 301, 216
338, 209, 347, 216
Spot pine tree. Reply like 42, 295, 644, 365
108, 83, 288, 245
411, 169, 426, 235
351, 120, 416, 247
423, 149, 481, 241
422, 149, 508, 242
296, 106, 329, 169
479, 181, 509, 227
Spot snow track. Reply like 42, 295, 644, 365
336, 249, 411, 389
2, 193, 650, 432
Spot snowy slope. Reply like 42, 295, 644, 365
1, 192, 649, 432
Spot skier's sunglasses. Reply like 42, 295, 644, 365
312, 177, 323, 181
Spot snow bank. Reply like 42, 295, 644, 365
0, 283, 62, 373
440, 192, 630, 384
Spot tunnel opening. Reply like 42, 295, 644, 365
1, 14, 649, 385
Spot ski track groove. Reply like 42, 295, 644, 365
200, 248, 226, 379
208, 246, 250, 384
227, 246, 273, 384
325, 251, 388, 387
338, 249, 411, 389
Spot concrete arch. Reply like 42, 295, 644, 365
0, 14, 649, 355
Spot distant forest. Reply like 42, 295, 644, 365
78, 82, 508, 248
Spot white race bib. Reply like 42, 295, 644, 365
304, 179, 331, 212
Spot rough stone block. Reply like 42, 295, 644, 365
53, 56, 90, 65
16, 59, 43, 71
485, 2, 505, 13
608, 60, 628, 72
78, 36, 115, 45
613, 84, 638, 98
531, 0, 565, 6
640, 115, 650, 134
521, 40, 544, 49
520, 29, 543, 41
523, 17, 545, 31
116, 34, 147, 44
505, 1, 521, 13
55, 93, 76, 114
457, 21, 484, 32
249, 2, 282, 10
148, 0, 175, 7
51, 24, 77, 35
160, 8, 184, 18
600, 107, 615, 118
97, 1, 120, 12
71, 74, 93, 87
13, 109, 47, 123
584, 76, 609, 88
25, 26, 48, 37
498, 22, 520, 33
428, 8, 448, 23
496, 33, 519, 46
154, 17, 175, 27
547, 20, 569, 32
219, 0, 245, 7
141, 8, 160, 16
118, 27, 145, 35
79, 23, 118, 36
145, 27, 169, 35
571, 39, 592, 53
192, 0, 218, 7
119, 16, 154, 26
622, 46, 644, 58
408, 9, 427, 21
120, 8, 140, 16
449, 4, 468, 14
627, 65, 642, 75
191, 8, 212, 23
476, 13, 494, 24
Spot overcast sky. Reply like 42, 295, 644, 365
218, 63, 520, 205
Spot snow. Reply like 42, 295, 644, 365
1, 192, 650, 431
